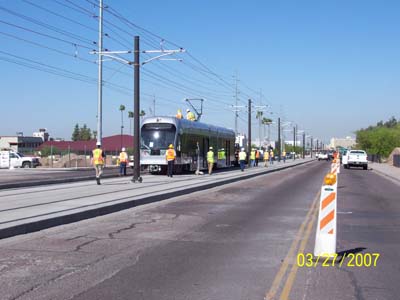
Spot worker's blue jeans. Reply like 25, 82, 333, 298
240, 160, 245, 171
119, 162, 127, 176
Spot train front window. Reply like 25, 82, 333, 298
141, 123, 176, 150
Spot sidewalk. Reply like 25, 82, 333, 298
369, 162, 400, 183
0, 159, 315, 239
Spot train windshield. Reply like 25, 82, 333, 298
141, 123, 176, 150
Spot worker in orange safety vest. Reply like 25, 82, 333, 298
176, 109, 183, 119
166, 144, 176, 177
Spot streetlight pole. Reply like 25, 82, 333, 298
96, 0, 103, 145
248, 99, 252, 164
277, 117, 281, 162
132, 36, 141, 183
293, 126, 296, 161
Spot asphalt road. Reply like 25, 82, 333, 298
0, 161, 398, 300
289, 166, 400, 300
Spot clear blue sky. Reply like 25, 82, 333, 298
1, 0, 399, 145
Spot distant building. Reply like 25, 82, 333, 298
33, 128, 49, 142
284, 140, 301, 147
329, 136, 356, 149
0, 135, 44, 153
37, 134, 134, 154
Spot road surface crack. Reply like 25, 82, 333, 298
73, 237, 101, 252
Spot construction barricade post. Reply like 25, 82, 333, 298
314, 172, 337, 258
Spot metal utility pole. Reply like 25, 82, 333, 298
96, 0, 103, 145
234, 73, 239, 136
258, 89, 262, 150
268, 123, 271, 145
132, 36, 142, 183
248, 99, 252, 163
90, 34, 183, 183
302, 132, 306, 159
277, 117, 281, 162
153, 95, 156, 116
258, 112, 262, 149
311, 137, 313, 158
293, 126, 296, 161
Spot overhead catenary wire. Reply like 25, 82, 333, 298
1, 0, 287, 130
0, 20, 94, 50
0, 6, 96, 46
21, 0, 98, 33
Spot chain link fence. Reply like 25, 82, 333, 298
38, 145, 123, 168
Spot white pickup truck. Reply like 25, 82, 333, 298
344, 150, 368, 170
317, 151, 329, 161
0, 150, 40, 169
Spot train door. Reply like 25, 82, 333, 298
203, 137, 209, 168
225, 140, 230, 167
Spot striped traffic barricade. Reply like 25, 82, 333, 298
314, 172, 337, 257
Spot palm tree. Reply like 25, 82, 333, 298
128, 111, 134, 136
119, 105, 126, 149
139, 110, 146, 120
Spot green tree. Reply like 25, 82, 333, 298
71, 124, 80, 141
356, 117, 400, 157
119, 105, 126, 133
128, 111, 134, 136
40, 146, 59, 157
80, 124, 92, 141
262, 117, 273, 125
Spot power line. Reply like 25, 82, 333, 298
0, 19, 94, 50
21, 0, 98, 33
0, 6, 96, 46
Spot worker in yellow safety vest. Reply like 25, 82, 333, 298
239, 148, 247, 171
264, 150, 270, 167
119, 147, 128, 176
269, 150, 274, 165
207, 146, 214, 175
250, 148, 256, 167
186, 109, 196, 121
91, 141, 105, 185
176, 109, 183, 119
166, 144, 176, 177
218, 148, 226, 160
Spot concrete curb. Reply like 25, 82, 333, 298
0, 159, 315, 240
0, 173, 125, 190
371, 167, 400, 184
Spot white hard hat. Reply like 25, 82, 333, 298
186, 109, 190, 112
241, 148, 245, 151
122, 147, 126, 151
96, 141, 101, 146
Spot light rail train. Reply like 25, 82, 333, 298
140, 116, 236, 173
